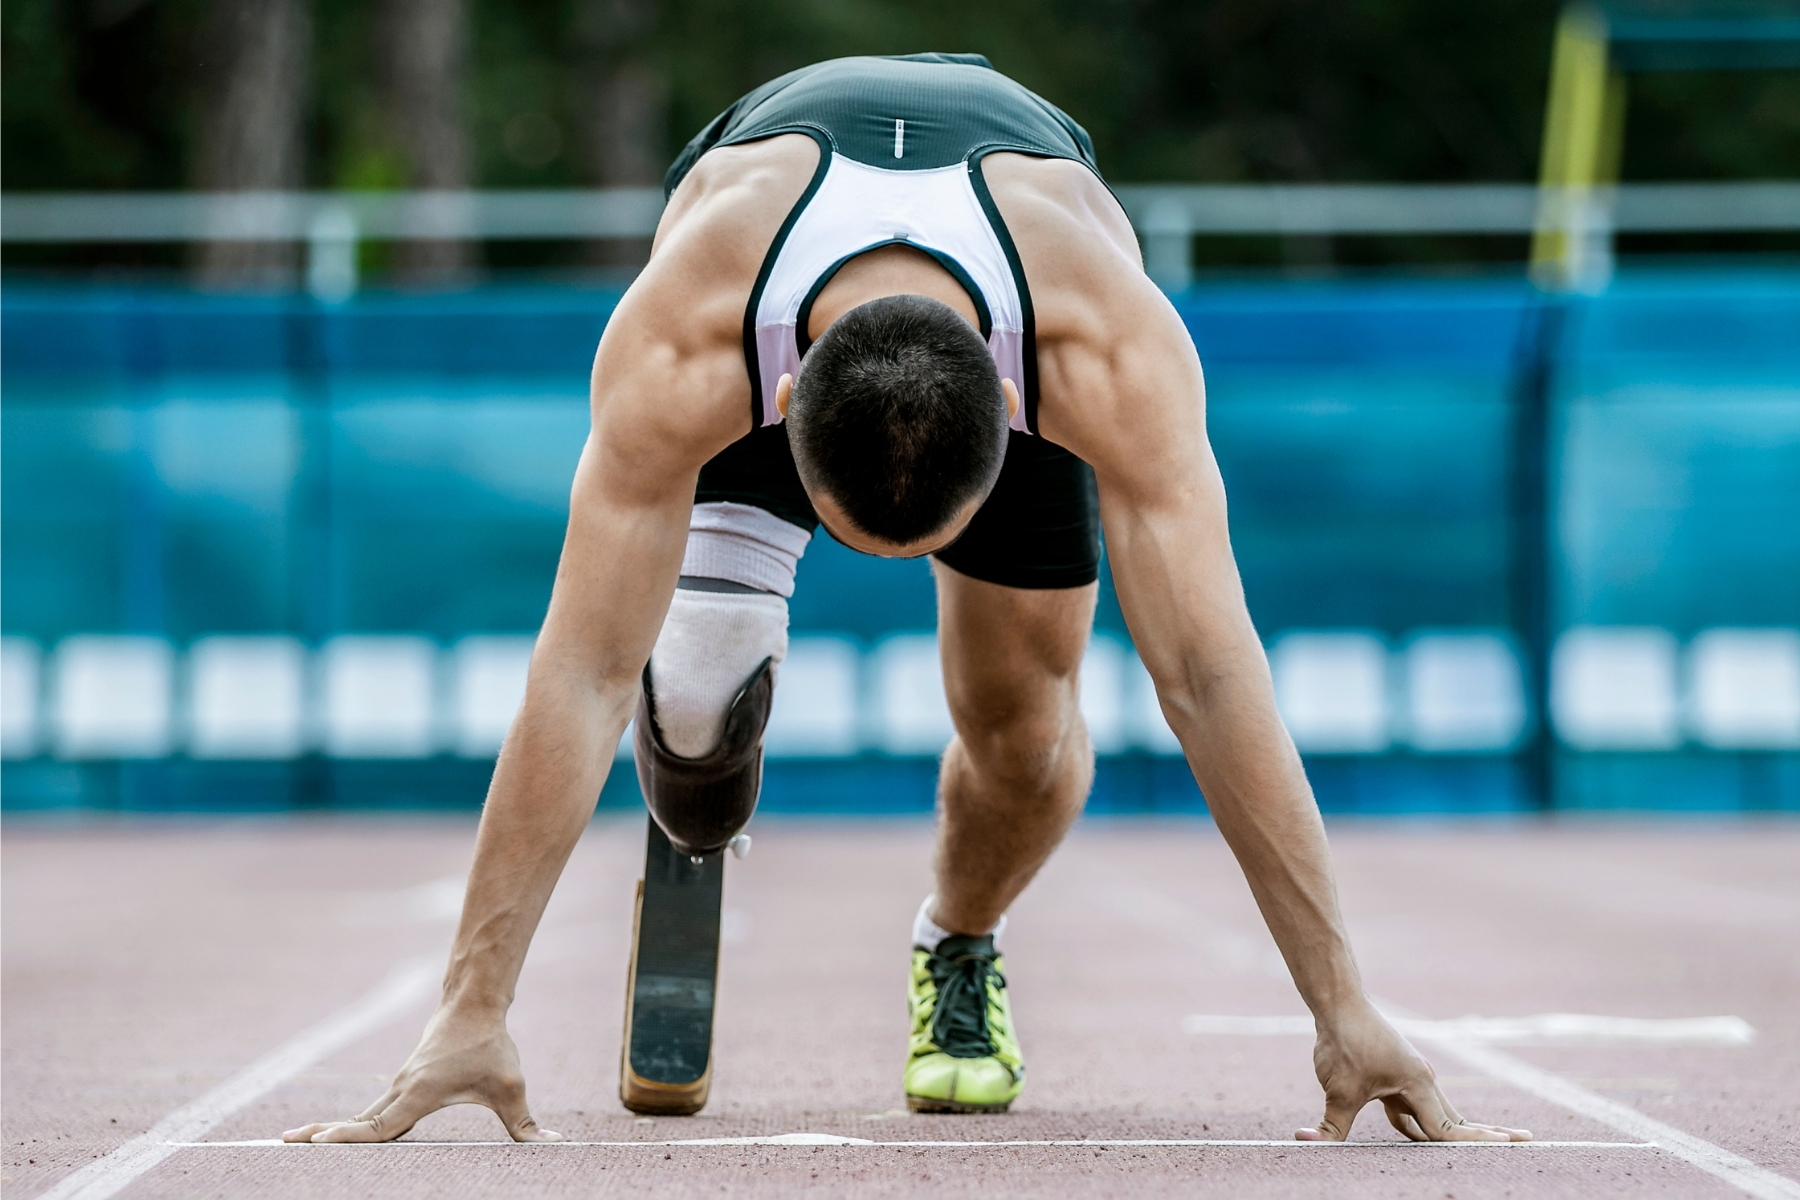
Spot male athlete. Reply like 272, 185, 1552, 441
285, 53, 1528, 1144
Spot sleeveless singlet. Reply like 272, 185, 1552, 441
664, 53, 1104, 437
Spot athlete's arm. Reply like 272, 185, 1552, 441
1000, 158, 1528, 1144
281, 214, 757, 1146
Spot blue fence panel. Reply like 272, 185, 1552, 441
1559, 273, 1800, 633
4, 271, 1797, 812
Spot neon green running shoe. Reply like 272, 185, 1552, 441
904, 934, 1025, 1113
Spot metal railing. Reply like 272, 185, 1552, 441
4, 181, 1796, 295
1114, 182, 1800, 288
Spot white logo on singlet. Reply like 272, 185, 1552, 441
894, 119, 905, 159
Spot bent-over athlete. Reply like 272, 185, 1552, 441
285, 52, 1530, 1145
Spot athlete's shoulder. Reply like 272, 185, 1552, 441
978, 154, 1194, 456
982, 152, 1118, 210
612, 135, 819, 378
588, 136, 820, 460
979, 153, 1142, 304
653, 134, 820, 281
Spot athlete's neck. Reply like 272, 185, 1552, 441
806, 243, 981, 342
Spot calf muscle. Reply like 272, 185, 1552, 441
931, 565, 1097, 937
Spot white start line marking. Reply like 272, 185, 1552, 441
174, 1136, 1658, 1150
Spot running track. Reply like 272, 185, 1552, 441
5, 815, 1797, 1199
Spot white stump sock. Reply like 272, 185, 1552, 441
912, 894, 1007, 951
647, 588, 788, 757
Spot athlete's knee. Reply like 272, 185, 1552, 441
948, 670, 1087, 790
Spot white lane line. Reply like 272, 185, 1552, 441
175, 1137, 1657, 1149
1182, 1012, 1758, 1047
33, 955, 439, 1200
1390, 1007, 1800, 1200
1104, 876, 1798, 1197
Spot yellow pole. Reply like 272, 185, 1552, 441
1532, 5, 1626, 290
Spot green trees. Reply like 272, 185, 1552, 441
3, 0, 1794, 252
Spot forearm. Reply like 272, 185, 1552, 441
432, 386, 711, 1014
441, 659, 638, 1013
1163, 646, 1368, 1018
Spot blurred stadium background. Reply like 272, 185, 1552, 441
3, 0, 1797, 816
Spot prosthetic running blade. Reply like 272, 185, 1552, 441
620, 815, 725, 1115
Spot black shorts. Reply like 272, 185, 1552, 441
696, 424, 1101, 590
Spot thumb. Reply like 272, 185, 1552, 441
1295, 1091, 1362, 1142
488, 1078, 562, 1143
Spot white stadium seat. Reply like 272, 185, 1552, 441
1686, 628, 1800, 750
18, 623, 1787, 764
2, 638, 42, 759
1402, 632, 1527, 752
450, 635, 535, 757
1269, 631, 1390, 753
868, 634, 953, 755
1552, 627, 1680, 750
766, 637, 860, 757
187, 636, 308, 759
1079, 637, 1128, 755
321, 635, 438, 758
52, 635, 175, 759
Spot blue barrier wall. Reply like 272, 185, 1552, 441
4, 269, 1797, 812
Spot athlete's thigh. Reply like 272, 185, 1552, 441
933, 561, 1098, 735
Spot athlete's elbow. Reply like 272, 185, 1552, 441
1146, 668, 1215, 737
1148, 651, 1266, 731
525, 645, 641, 728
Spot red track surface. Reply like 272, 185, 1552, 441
5, 815, 1798, 1198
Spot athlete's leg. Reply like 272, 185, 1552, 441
931, 561, 1098, 936
636, 502, 810, 855
622, 501, 810, 1114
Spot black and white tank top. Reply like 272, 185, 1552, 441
665, 53, 1105, 437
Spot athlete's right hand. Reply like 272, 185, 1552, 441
281, 1003, 563, 1143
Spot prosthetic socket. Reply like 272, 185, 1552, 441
636, 509, 801, 857
635, 654, 775, 857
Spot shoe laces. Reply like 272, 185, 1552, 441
924, 935, 1005, 1059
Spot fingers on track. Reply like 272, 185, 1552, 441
1396, 1084, 1531, 1142
1296, 1089, 1363, 1141
487, 1077, 561, 1143
1383, 1102, 1429, 1141
291, 1083, 561, 1144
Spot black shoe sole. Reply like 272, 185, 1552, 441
905, 1095, 1015, 1114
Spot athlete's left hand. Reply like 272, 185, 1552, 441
1296, 1001, 1531, 1143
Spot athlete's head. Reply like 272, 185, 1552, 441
781, 294, 1010, 556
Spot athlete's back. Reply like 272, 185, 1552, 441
666, 53, 1098, 190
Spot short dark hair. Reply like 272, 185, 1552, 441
788, 294, 1008, 545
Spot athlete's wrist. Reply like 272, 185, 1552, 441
437, 984, 511, 1023
1307, 990, 1381, 1034
437, 952, 516, 1019
1286, 944, 1371, 1024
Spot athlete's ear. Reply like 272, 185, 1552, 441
775, 374, 794, 419
1001, 378, 1020, 422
